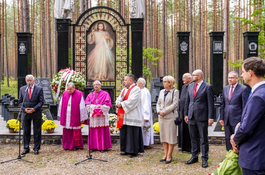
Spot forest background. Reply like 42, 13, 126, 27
0, 0, 264, 90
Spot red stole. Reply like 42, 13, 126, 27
117, 85, 136, 129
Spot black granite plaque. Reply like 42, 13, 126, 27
34, 78, 54, 104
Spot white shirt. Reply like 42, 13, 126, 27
229, 82, 238, 95
251, 81, 265, 93
29, 84, 34, 94
195, 80, 204, 91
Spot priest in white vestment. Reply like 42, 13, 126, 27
58, 82, 88, 150
116, 74, 144, 158
137, 78, 154, 147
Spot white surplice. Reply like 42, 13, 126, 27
116, 84, 143, 127
58, 95, 88, 129
140, 87, 154, 146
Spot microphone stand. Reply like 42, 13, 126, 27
1, 85, 33, 164
75, 89, 107, 165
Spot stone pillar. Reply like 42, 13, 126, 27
243, 31, 260, 60
56, 19, 71, 72
177, 32, 190, 93
17, 32, 32, 95
209, 32, 224, 96
131, 18, 144, 79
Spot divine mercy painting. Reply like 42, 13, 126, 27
86, 21, 115, 81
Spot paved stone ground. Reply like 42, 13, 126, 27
0, 143, 227, 175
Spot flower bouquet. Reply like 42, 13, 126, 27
6, 119, 22, 133
109, 113, 117, 125
42, 113, 48, 124
153, 122, 159, 133
42, 120, 57, 133
51, 68, 86, 97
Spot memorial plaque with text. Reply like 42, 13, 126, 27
34, 78, 54, 104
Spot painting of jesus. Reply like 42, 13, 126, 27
86, 22, 115, 81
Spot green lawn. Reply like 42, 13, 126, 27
0, 77, 18, 98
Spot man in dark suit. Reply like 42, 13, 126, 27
178, 73, 192, 152
220, 71, 248, 151
231, 57, 265, 174
18, 75, 44, 155
184, 69, 214, 168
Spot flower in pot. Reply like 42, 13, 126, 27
42, 120, 57, 133
153, 122, 160, 133
108, 113, 117, 126
6, 119, 22, 133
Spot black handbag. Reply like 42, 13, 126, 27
171, 89, 182, 125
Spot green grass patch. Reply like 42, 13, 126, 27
1, 77, 18, 98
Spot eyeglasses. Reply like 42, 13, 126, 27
93, 84, 101, 86
228, 77, 236, 79
163, 81, 169, 83
192, 74, 199, 77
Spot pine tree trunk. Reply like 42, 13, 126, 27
20, 0, 24, 32
42, 0, 47, 77
189, 0, 193, 72
23, 0, 30, 32
47, 0, 52, 80
53, 0, 57, 75
223, 0, 229, 86
0, 0, 4, 81
199, 0, 202, 69
13, 0, 17, 79
4, 0, 9, 87
213, 0, 216, 31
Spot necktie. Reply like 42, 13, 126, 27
229, 85, 234, 100
193, 83, 198, 97
247, 91, 252, 102
29, 87, 32, 99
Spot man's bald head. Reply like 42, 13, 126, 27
192, 69, 204, 83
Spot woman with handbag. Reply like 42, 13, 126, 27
156, 76, 179, 164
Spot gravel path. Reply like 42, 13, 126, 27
0, 143, 226, 175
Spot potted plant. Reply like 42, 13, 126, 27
6, 119, 21, 133
153, 122, 160, 133
108, 113, 117, 134
42, 120, 57, 133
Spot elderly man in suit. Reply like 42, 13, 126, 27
231, 57, 265, 174
220, 71, 248, 151
178, 73, 192, 152
18, 75, 44, 155
184, 69, 214, 168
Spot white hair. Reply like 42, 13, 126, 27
93, 80, 101, 85
137, 78, 146, 87
25, 74, 35, 80
183, 73, 192, 79
67, 82, 75, 88
228, 71, 239, 78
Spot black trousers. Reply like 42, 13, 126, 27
242, 168, 265, 175
224, 123, 236, 151
178, 111, 191, 152
188, 118, 209, 161
23, 114, 42, 151
120, 125, 144, 154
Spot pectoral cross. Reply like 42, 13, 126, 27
95, 92, 99, 103
68, 103, 71, 106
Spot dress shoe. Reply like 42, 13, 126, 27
120, 152, 129, 155
129, 154, 137, 158
202, 160, 208, 168
34, 150, 39, 155
165, 158, 172, 164
160, 158, 166, 162
185, 157, 198, 164
21, 150, 29, 155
